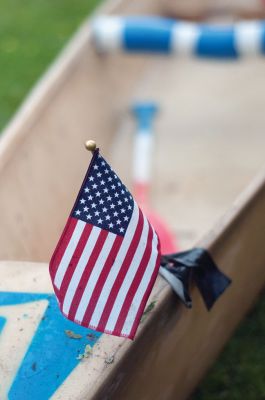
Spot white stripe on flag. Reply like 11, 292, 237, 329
89, 203, 140, 328
121, 230, 158, 337
74, 232, 117, 322
62, 226, 101, 315
54, 220, 86, 289
105, 215, 149, 333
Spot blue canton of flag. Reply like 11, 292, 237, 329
73, 155, 134, 235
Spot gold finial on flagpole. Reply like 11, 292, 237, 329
85, 140, 97, 152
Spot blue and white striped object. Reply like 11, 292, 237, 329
92, 16, 265, 58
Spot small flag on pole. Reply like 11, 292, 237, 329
49, 147, 161, 339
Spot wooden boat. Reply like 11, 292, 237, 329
0, 0, 265, 398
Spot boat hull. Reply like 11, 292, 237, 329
0, 0, 264, 398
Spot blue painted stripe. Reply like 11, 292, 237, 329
196, 25, 237, 59
103, 17, 265, 58
123, 18, 174, 53
0, 292, 102, 400
0, 316, 6, 334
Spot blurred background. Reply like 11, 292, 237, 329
0, 1, 264, 399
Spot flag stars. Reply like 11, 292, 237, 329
72, 154, 134, 236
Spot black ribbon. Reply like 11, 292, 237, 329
160, 248, 232, 310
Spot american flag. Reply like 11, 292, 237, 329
50, 149, 161, 339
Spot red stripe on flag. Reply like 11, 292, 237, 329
81, 235, 123, 326
58, 223, 93, 304
113, 225, 153, 336
68, 229, 109, 321
49, 217, 78, 281
96, 210, 144, 333
129, 240, 161, 339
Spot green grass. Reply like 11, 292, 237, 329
0, 0, 101, 131
0, 2, 264, 398
192, 294, 265, 400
